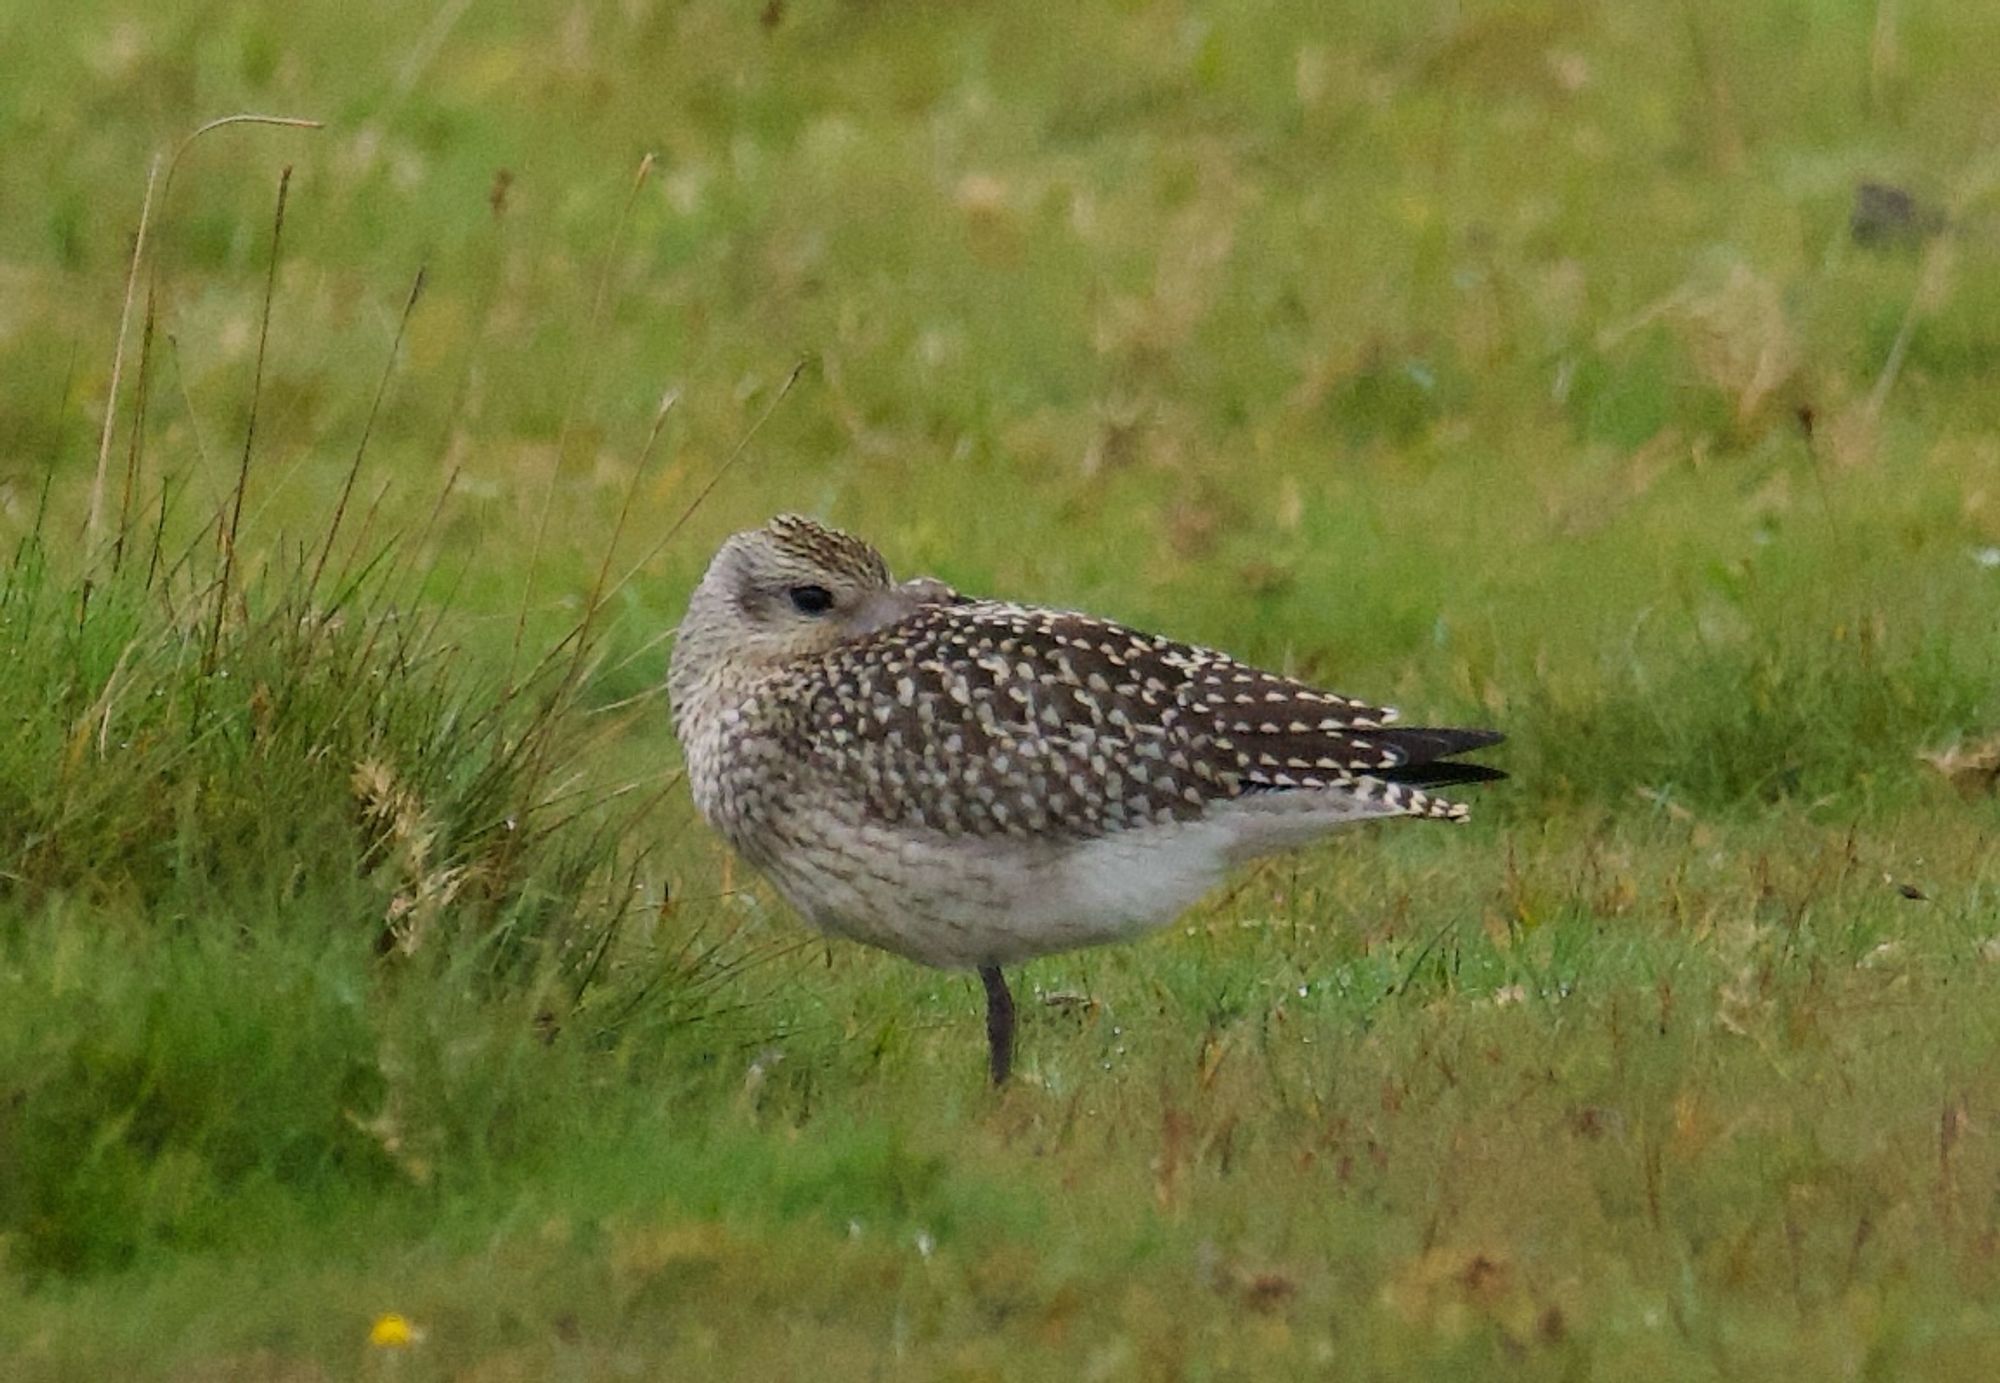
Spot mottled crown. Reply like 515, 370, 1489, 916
761, 514, 891, 588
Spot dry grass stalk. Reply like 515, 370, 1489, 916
1921, 737, 2000, 796
353, 757, 472, 955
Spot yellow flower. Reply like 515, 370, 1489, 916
368, 1313, 420, 1348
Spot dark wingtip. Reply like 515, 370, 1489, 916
1377, 726, 1504, 758
1371, 725, 1505, 789
1375, 761, 1508, 788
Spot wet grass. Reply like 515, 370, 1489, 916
5, 0, 2000, 1377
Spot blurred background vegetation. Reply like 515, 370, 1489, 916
3, 0, 2000, 1377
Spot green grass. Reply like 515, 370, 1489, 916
5, 0, 2000, 1376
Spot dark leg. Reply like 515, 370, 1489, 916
979, 965, 1014, 1086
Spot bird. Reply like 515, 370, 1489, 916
667, 515, 1502, 1084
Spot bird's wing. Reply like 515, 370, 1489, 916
1148, 640, 1505, 797
798, 602, 1500, 839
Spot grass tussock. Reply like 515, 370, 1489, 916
0, 522, 636, 976
0, 505, 760, 1281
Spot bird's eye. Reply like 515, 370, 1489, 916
788, 584, 836, 616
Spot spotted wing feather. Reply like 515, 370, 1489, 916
790, 602, 1501, 839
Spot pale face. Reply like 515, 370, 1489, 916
670, 516, 952, 700
701, 528, 894, 667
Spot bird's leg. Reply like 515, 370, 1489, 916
979, 964, 1014, 1086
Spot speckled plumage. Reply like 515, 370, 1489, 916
794, 602, 1472, 841
668, 516, 1502, 985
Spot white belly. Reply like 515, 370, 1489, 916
752, 789, 1398, 969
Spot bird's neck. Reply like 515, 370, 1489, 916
669, 607, 805, 835
669, 624, 747, 751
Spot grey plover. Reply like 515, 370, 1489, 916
668, 515, 1502, 1083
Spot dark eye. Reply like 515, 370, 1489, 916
787, 584, 836, 616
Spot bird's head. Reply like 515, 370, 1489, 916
670, 516, 954, 708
